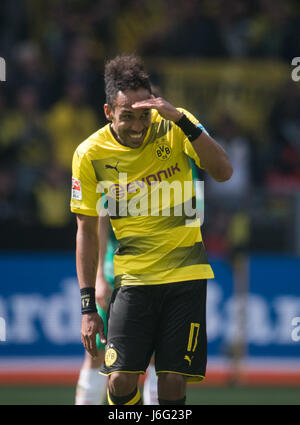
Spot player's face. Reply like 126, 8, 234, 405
104, 88, 152, 148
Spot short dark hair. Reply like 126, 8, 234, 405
104, 55, 152, 108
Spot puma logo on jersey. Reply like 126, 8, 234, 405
105, 161, 120, 173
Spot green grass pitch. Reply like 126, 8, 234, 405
0, 385, 299, 405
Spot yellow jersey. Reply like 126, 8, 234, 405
71, 108, 214, 286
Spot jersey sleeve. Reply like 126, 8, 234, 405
70, 147, 100, 216
176, 108, 209, 170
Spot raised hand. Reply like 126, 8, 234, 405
132, 95, 183, 122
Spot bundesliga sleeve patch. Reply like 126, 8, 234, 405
72, 177, 82, 200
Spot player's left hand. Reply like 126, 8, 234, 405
132, 95, 183, 122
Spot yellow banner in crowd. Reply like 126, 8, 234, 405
149, 60, 292, 138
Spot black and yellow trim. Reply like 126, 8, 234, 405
99, 370, 145, 377
156, 370, 205, 383
107, 387, 142, 405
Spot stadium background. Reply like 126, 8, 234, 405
0, 0, 300, 404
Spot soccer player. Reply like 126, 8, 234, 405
71, 55, 232, 405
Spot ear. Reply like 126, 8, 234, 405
104, 104, 113, 121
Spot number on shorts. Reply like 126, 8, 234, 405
187, 322, 200, 352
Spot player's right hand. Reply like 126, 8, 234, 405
81, 312, 106, 358
132, 95, 183, 122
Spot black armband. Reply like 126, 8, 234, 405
175, 114, 202, 142
80, 287, 97, 314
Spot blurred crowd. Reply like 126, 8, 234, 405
0, 0, 300, 253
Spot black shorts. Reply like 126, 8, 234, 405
99, 279, 207, 383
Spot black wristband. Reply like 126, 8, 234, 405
175, 114, 202, 142
80, 287, 97, 314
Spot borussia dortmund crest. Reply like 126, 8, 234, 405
105, 346, 117, 367
154, 141, 172, 161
